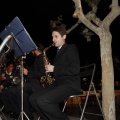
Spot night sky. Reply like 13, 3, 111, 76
0, 0, 120, 81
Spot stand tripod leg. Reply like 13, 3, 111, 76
18, 112, 30, 120
18, 56, 30, 120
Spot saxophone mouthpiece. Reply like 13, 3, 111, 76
51, 43, 55, 47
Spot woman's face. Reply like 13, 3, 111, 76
7, 64, 14, 73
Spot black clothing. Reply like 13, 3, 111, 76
1, 54, 45, 119
30, 44, 81, 120
27, 54, 45, 79
0, 65, 21, 114
0, 66, 21, 89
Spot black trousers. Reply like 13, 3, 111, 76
30, 83, 79, 120
1, 86, 21, 114
1, 79, 43, 119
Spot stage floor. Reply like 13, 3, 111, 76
0, 104, 104, 120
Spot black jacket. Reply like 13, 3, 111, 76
53, 44, 81, 91
27, 54, 45, 79
0, 66, 21, 89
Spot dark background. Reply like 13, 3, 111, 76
0, 0, 120, 82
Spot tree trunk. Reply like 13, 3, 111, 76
99, 29, 116, 120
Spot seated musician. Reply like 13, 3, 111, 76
0, 62, 15, 109
0, 59, 21, 119
0, 44, 45, 120
0, 62, 15, 91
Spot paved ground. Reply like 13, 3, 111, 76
1, 96, 120, 120
65, 104, 104, 120
0, 104, 104, 120
0, 115, 81, 120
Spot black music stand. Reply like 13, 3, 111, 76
0, 16, 37, 120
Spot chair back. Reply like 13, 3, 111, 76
80, 63, 96, 91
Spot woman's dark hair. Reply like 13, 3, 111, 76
51, 25, 67, 36
37, 43, 44, 52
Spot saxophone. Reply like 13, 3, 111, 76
40, 43, 55, 88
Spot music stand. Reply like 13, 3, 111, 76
0, 16, 37, 120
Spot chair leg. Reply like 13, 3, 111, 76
80, 93, 105, 120
62, 100, 68, 112
76, 97, 88, 120
0, 106, 7, 120
92, 84, 105, 120
37, 116, 40, 120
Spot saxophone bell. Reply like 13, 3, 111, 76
12, 77, 21, 85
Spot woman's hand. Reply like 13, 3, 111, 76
23, 68, 28, 75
